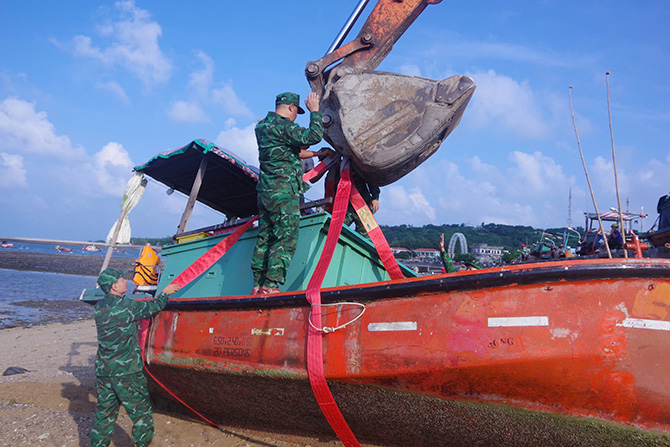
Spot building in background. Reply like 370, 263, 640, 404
470, 243, 503, 265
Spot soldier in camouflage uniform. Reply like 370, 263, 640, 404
90, 268, 180, 447
251, 91, 329, 295
439, 233, 457, 273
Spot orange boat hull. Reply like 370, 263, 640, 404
145, 258, 670, 445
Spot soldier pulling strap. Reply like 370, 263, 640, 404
138, 217, 258, 430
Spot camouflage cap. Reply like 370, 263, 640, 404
275, 92, 305, 114
97, 268, 129, 293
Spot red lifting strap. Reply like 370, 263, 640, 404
349, 185, 403, 280
303, 159, 330, 183
305, 161, 361, 447
169, 218, 257, 288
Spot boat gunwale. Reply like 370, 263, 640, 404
163, 257, 670, 311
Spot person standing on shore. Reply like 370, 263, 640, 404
439, 233, 457, 273
251, 91, 325, 295
90, 268, 180, 447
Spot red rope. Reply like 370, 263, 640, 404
141, 337, 220, 428
139, 217, 257, 429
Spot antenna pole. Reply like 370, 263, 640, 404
569, 86, 611, 258
606, 72, 628, 257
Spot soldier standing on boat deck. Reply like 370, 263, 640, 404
90, 268, 180, 447
251, 92, 330, 295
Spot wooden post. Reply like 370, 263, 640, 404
99, 207, 129, 275
177, 155, 209, 235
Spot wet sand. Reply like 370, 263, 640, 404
0, 320, 347, 447
0, 251, 135, 276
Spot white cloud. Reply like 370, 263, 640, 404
58, 142, 134, 197
0, 97, 85, 159
465, 69, 550, 139
172, 50, 252, 118
505, 151, 570, 197
96, 80, 130, 103
444, 40, 586, 68
467, 155, 498, 176
69, 0, 172, 87
0, 152, 28, 189
167, 100, 210, 124
188, 51, 215, 98
211, 83, 252, 116
215, 123, 258, 166
92, 142, 134, 195
378, 185, 436, 224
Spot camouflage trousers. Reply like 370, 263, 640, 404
90, 372, 154, 447
344, 204, 372, 240
251, 188, 300, 289
344, 209, 366, 238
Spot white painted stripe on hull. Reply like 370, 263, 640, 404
617, 318, 670, 331
488, 316, 549, 327
368, 322, 417, 332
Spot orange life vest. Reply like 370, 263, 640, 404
133, 244, 160, 286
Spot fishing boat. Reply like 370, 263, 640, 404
83, 245, 102, 252
1, 240, 14, 248
55, 245, 72, 252
81, 139, 670, 446
643, 227, 670, 249
637, 193, 670, 255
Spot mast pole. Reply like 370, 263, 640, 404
569, 86, 611, 258
606, 72, 628, 257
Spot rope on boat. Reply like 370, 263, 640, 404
308, 302, 366, 333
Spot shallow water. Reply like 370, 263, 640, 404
0, 268, 131, 328
0, 241, 139, 258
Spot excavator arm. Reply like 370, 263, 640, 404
305, 0, 475, 186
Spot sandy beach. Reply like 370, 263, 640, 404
0, 251, 346, 446
0, 319, 348, 447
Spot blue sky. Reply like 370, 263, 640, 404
1, 1, 669, 241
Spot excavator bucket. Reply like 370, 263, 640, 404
320, 71, 475, 186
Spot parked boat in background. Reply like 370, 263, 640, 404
1, 240, 14, 248
54, 245, 72, 252
643, 227, 670, 249
83, 245, 101, 252
639, 193, 670, 251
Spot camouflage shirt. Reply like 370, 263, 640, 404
441, 250, 457, 273
93, 292, 169, 377
255, 111, 323, 195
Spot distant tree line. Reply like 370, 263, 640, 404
130, 237, 173, 246
382, 223, 585, 263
